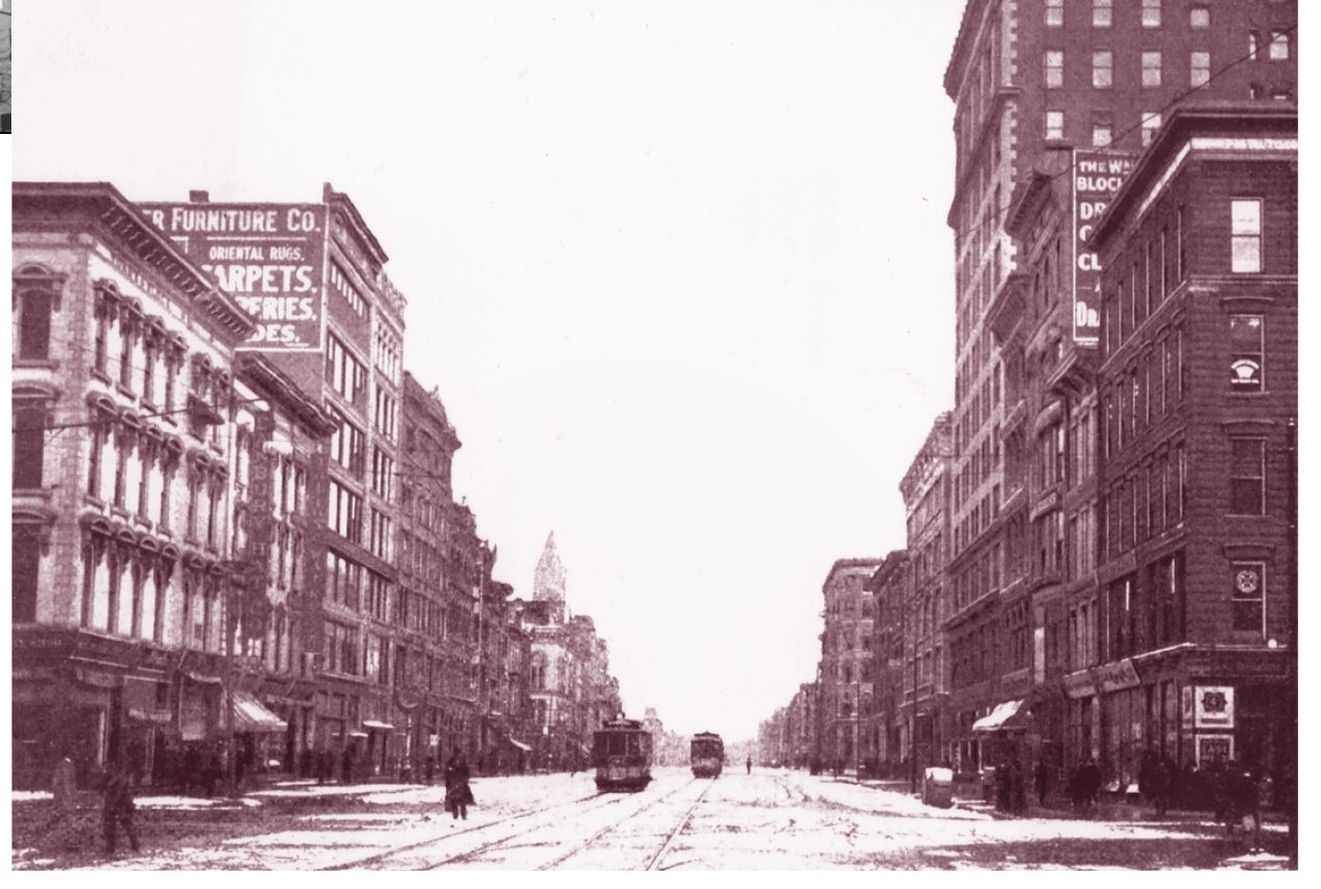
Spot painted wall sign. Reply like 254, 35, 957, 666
1072, 150, 1136, 347
139, 202, 327, 351
1194, 685, 1235, 729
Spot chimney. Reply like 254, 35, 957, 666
189, 190, 210, 203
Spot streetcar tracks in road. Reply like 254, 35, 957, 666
643, 779, 712, 871
316, 791, 604, 871
536, 776, 710, 871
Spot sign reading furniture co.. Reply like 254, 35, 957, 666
1072, 150, 1136, 347
140, 202, 326, 351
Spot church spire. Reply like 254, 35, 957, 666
533, 531, 567, 604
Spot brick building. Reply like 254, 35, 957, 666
818, 558, 884, 771
941, 0, 1298, 773
12, 182, 255, 788
1087, 103, 1295, 790
898, 414, 955, 773
866, 550, 909, 775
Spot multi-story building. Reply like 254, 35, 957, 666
138, 184, 410, 778
229, 353, 338, 777
758, 681, 820, 769
942, 0, 1298, 774
898, 414, 955, 772
395, 371, 462, 773
12, 181, 254, 788
818, 558, 884, 772
1088, 103, 1295, 790
866, 550, 909, 774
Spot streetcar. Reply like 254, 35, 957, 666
690, 732, 724, 778
592, 718, 653, 792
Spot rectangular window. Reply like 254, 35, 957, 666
1249, 32, 1260, 61
1045, 110, 1064, 140
1229, 438, 1266, 515
327, 479, 363, 542
1229, 315, 1264, 392
1231, 198, 1263, 273
1092, 114, 1113, 147
325, 551, 362, 609
13, 404, 45, 489
15, 291, 54, 361
325, 334, 367, 405
1045, 0, 1063, 26
1141, 112, 1162, 146
1142, 51, 1163, 88
369, 509, 393, 561
371, 447, 394, 500
1191, 51, 1211, 88
329, 411, 365, 475
1093, 50, 1113, 88
374, 388, 397, 441
1190, 6, 1210, 28
94, 310, 110, 375
1230, 563, 1265, 634
1045, 50, 1064, 88
1093, 0, 1112, 28
1269, 30, 1290, 61
1141, 0, 1161, 27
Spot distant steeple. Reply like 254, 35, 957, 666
533, 531, 567, 604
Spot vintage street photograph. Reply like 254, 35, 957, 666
7, 0, 1300, 871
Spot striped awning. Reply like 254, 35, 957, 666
231, 691, 287, 733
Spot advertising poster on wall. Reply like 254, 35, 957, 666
1194, 685, 1235, 729
140, 202, 327, 351
1072, 149, 1136, 347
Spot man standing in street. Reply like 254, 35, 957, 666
746, 755, 752, 775
102, 762, 140, 856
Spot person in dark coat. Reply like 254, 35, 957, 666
1139, 749, 1172, 817
341, 747, 354, 785
203, 746, 221, 799
746, 755, 752, 775
1076, 758, 1102, 813
444, 750, 473, 820
1034, 758, 1050, 807
183, 745, 202, 796
425, 754, 436, 785
102, 762, 140, 855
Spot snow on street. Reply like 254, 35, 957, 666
12, 767, 1289, 870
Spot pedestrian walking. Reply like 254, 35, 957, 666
444, 750, 474, 821
101, 762, 140, 855
52, 755, 78, 817
746, 755, 752, 775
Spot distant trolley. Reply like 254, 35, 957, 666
690, 732, 724, 778
592, 718, 653, 792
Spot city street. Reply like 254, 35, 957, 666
12, 768, 1288, 870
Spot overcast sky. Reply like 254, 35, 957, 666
17, 0, 964, 741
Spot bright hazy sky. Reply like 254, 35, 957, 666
17, 0, 964, 741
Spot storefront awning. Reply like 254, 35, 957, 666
362, 720, 394, 731
508, 738, 532, 752
971, 699, 1029, 733
231, 690, 287, 733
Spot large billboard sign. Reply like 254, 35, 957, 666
140, 203, 327, 351
1072, 150, 1136, 347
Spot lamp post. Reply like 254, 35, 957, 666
1286, 416, 1297, 867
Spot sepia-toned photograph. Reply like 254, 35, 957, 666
8, 0, 1299, 871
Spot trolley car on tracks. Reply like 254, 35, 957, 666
592, 718, 653, 792
690, 731, 724, 778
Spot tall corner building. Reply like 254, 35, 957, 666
941, 0, 1296, 774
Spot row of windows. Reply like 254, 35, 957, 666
1102, 443, 1187, 557
1046, 0, 1251, 32
329, 261, 367, 317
